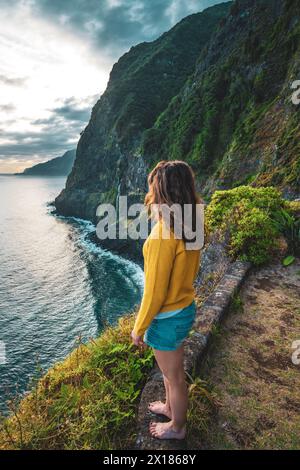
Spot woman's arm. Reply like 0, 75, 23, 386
133, 226, 177, 337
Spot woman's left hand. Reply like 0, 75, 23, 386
131, 330, 145, 347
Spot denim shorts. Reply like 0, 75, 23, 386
144, 301, 196, 351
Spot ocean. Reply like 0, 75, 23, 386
0, 175, 143, 413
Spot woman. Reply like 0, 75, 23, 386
131, 160, 202, 440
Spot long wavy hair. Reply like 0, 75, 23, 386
144, 160, 201, 242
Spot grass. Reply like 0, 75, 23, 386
0, 314, 154, 450
186, 377, 220, 448
231, 293, 244, 314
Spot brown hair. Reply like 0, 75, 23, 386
145, 160, 201, 242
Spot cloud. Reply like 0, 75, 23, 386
0, 125, 78, 165
25, 0, 223, 56
0, 103, 16, 112
0, 125, 77, 156
0, 0, 223, 58
0, 95, 99, 163
27, 1, 167, 56
0, 74, 27, 86
51, 95, 98, 122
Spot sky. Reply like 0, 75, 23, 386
0, 0, 223, 173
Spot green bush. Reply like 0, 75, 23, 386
205, 186, 290, 265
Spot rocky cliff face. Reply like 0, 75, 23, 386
55, 2, 232, 221
55, 0, 300, 224
143, 0, 300, 197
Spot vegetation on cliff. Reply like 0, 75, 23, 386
0, 315, 153, 450
206, 186, 300, 265
143, 0, 300, 195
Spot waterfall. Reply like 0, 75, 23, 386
116, 182, 121, 218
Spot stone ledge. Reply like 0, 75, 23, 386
135, 260, 251, 450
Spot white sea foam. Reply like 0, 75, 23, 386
53, 212, 144, 291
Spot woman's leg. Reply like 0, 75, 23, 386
149, 345, 187, 439
148, 375, 172, 418
164, 375, 171, 410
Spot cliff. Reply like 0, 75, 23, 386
143, 0, 300, 197
56, 0, 300, 229
21, 149, 76, 176
54, 2, 232, 220
55, 0, 300, 226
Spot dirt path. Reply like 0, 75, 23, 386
189, 259, 300, 449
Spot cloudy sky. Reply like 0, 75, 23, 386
0, 0, 222, 173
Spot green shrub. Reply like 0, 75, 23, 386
205, 186, 289, 265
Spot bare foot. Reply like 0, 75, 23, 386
148, 401, 172, 419
149, 421, 186, 440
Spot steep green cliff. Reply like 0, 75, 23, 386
143, 0, 300, 196
55, 2, 232, 220
21, 149, 76, 176
55, 0, 300, 225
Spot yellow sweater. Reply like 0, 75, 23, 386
133, 220, 201, 337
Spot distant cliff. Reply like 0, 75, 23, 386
55, 0, 300, 224
22, 149, 76, 176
